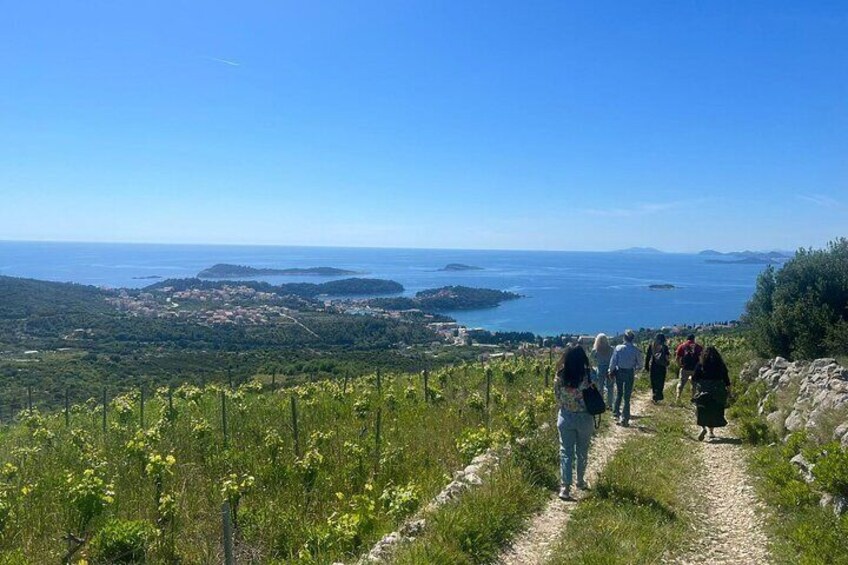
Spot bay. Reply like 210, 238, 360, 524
0, 241, 768, 336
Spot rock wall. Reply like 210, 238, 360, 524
754, 357, 848, 446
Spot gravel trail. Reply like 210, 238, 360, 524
670, 425, 771, 565
498, 393, 653, 565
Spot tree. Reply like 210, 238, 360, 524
744, 238, 848, 359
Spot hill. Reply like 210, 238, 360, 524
197, 263, 360, 278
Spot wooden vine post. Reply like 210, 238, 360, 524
422, 369, 429, 403
375, 369, 382, 471
101, 387, 107, 435
485, 367, 492, 429
222, 502, 235, 565
291, 395, 300, 458
140, 384, 145, 429
64, 387, 70, 427
221, 389, 229, 449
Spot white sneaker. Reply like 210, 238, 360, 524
558, 486, 571, 500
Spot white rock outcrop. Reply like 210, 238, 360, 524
754, 357, 848, 446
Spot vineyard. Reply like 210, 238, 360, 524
0, 356, 554, 563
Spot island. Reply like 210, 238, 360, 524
705, 257, 774, 265
365, 285, 521, 312
438, 263, 484, 271
132, 275, 163, 280
149, 277, 403, 298
701, 250, 790, 265
197, 263, 360, 278
649, 284, 676, 290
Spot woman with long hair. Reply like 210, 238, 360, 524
591, 333, 614, 408
644, 333, 670, 403
692, 345, 731, 440
554, 345, 595, 500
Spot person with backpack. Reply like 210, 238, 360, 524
609, 329, 643, 427
554, 345, 596, 500
675, 334, 703, 401
644, 333, 670, 403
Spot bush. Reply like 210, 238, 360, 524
744, 238, 848, 359
90, 519, 157, 563
812, 443, 848, 497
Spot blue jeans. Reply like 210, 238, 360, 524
613, 368, 635, 424
595, 363, 613, 408
557, 409, 594, 486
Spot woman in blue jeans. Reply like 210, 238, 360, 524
555, 345, 596, 500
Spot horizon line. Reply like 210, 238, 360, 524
0, 237, 780, 255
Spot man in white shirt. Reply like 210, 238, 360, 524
609, 329, 643, 427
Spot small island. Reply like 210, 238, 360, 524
198, 263, 360, 279
416, 286, 521, 310
438, 263, 484, 271
132, 275, 163, 280
366, 285, 521, 312
649, 284, 676, 290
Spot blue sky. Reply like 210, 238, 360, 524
1, 1, 845, 252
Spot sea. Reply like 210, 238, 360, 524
0, 241, 770, 337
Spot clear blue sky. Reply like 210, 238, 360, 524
1, 1, 845, 252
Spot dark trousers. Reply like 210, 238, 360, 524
650, 368, 666, 401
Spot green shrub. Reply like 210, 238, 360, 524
90, 519, 157, 564
812, 443, 848, 497
744, 238, 848, 359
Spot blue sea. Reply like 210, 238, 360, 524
0, 241, 769, 336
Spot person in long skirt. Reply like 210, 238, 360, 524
692, 346, 731, 441
644, 333, 670, 403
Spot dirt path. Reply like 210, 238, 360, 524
670, 425, 771, 565
498, 393, 653, 565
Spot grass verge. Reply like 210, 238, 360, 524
545, 399, 701, 564
390, 425, 559, 564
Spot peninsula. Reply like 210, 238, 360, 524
198, 264, 360, 278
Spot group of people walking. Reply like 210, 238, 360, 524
553, 330, 731, 500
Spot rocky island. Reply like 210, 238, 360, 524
365, 285, 520, 312
649, 284, 676, 290
198, 263, 360, 278
438, 263, 484, 271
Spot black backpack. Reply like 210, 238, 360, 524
582, 385, 606, 428
681, 343, 699, 370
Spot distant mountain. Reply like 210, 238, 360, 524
701, 250, 791, 265
616, 247, 665, 254
438, 263, 483, 271
198, 264, 360, 278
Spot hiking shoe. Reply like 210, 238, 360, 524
558, 486, 571, 500
576, 480, 589, 490
698, 428, 707, 441
620, 419, 629, 427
